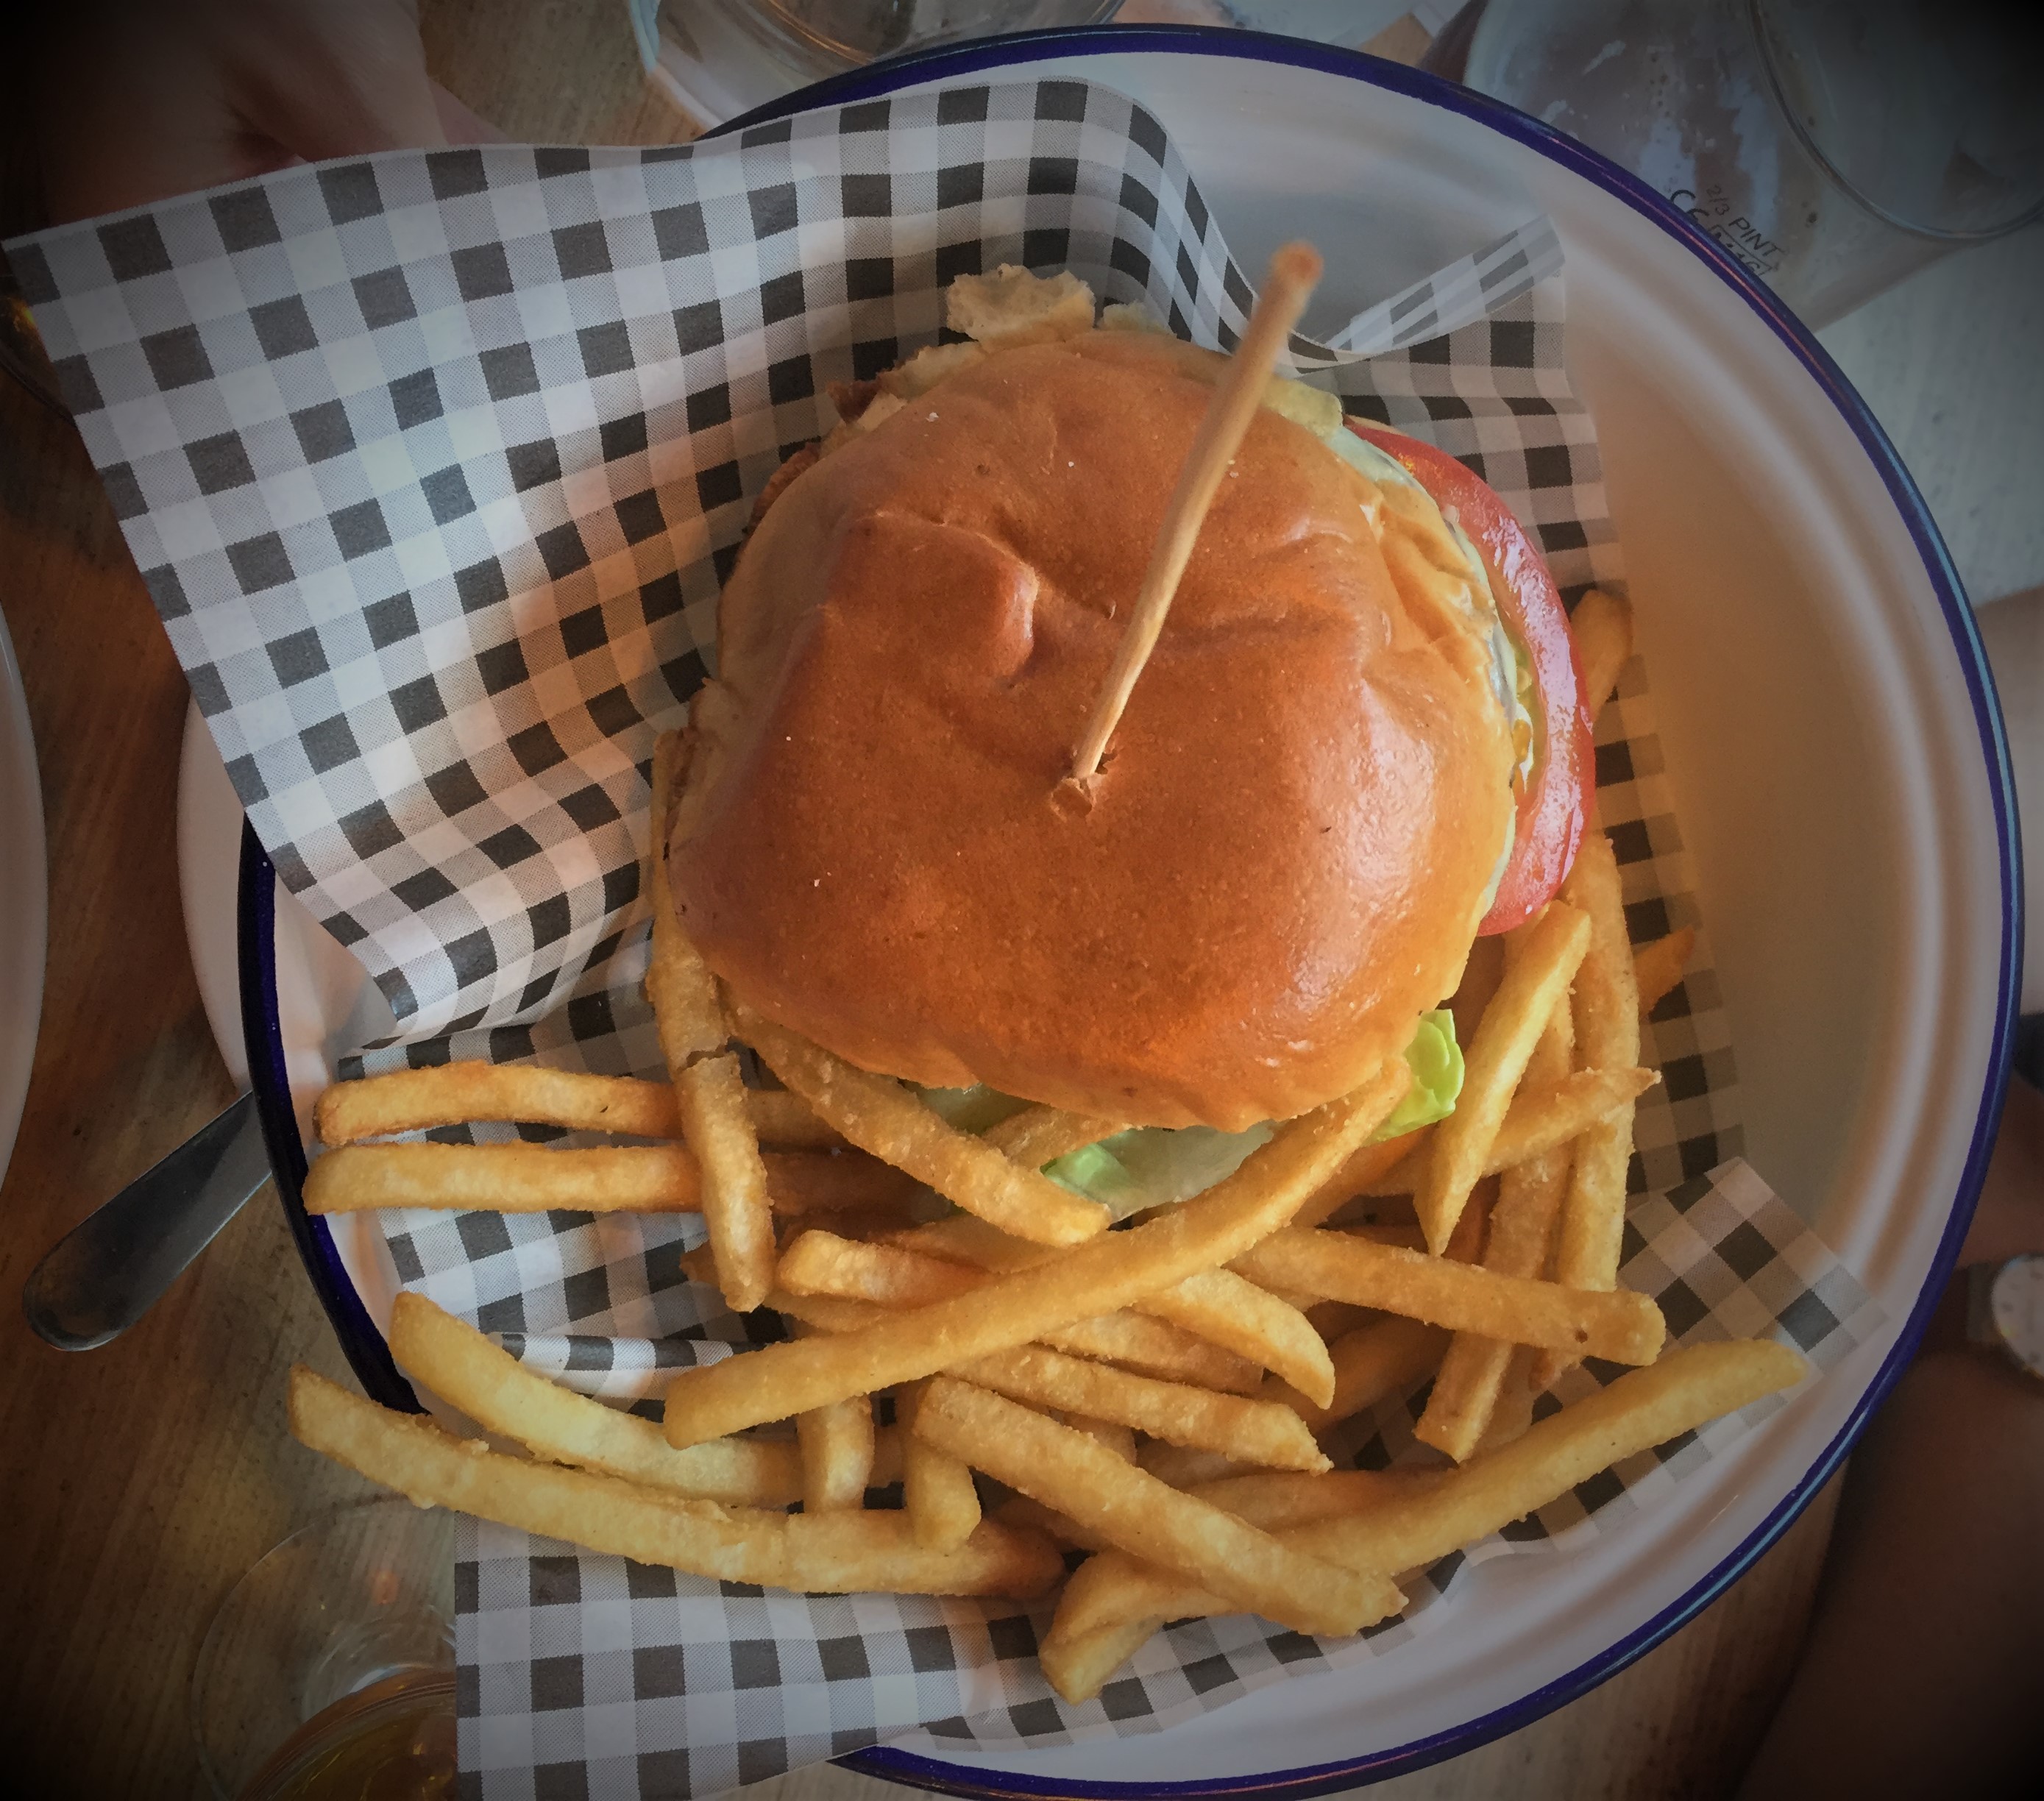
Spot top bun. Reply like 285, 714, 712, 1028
669, 326, 1514, 1131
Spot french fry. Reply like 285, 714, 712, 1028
1476, 1347, 1539, 1452
984, 1105, 1125, 1167
781, 1300, 1238, 1516
898, 1383, 983, 1552
885, 1215, 1023, 1265
645, 732, 730, 1062
878, 1216, 1010, 1274
1494, 1068, 1658, 1168
1419, 930, 1577, 1460
1571, 586, 1634, 718
796, 1393, 875, 1512
1535, 831, 1644, 1390
779, 1229, 973, 1308
1062, 1413, 1138, 1463
1260, 1314, 1450, 1433
734, 1003, 1112, 1248
1040, 1558, 1221, 1663
311, 1062, 843, 1150
1232, 1229, 1664, 1365
388, 1291, 804, 1504
1236, 1221, 1433, 1295
1135, 1443, 1246, 1488
1187, 1468, 1433, 1530
912, 1378, 1397, 1639
781, 1509, 1060, 1598
1444, 1175, 1493, 1265
767, 1288, 890, 1335
1564, 831, 1644, 1096
1534, 1159, 1634, 1390
677, 1053, 776, 1312
1045, 1339, 1806, 1681
289, 1366, 789, 1585
1046, 1466, 1440, 1685
1291, 1131, 1427, 1229
777, 1211, 919, 1251
994, 1493, 1110, 1555
316, 1063, 678, 1145
1633, 926, 1697, 1016
1244, 1279, 1327, 1313
1041, 1617, 1165, 1705
1040, 1313, 1263, 1395
1361, 1066, 1657, 1198
304, 1142, 908, 1218
1285, 1338, 1806, 1575
777, 1231, 1263, 1393
1441, 1249, 1567, 1441
1416, 901, 1590, 1253
307, 1142, 701, 1214
647, 733, 778, 1314
949, 1345, 1330, 1472
887, 1215, 1333, 1404
662, 1065, 1408, 1446
1136, 1270, 1335, 1408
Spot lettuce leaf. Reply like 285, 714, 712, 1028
1371, 1009, 1463, 1142
1045, 1123, 1273, 1218
921, 1010, 1462, 1223
1041, 1140, 1141, 1209
1040, 1012, 1462, 1215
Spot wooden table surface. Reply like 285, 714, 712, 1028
1, 5, 2032, 1797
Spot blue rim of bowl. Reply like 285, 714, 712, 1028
238, 817, 422, 1415
235, 21, 2022, 1797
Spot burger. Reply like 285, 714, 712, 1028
665, 266, 1591, 1207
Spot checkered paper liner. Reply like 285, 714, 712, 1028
8, 78, 1875, 1799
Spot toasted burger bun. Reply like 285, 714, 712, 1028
669, 325, 1514, 1131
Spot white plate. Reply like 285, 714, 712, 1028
0, 604, 46, 1187
179, 31, 2018, 1793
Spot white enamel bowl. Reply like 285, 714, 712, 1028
179, 28, 2018, 1796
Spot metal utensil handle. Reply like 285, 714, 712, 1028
22, 1090, 272, 1349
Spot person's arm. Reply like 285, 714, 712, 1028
1739, 1074, 2044, 1798
32, 0, 494, 224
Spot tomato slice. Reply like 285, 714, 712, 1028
1347, 422, 1595, 935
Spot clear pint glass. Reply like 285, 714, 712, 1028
1447, 0, 2044, 324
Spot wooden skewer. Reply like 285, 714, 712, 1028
1065, 241, 1324, 785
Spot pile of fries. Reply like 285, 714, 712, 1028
291, 588, 1797, 1705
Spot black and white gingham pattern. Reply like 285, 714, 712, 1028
1319, 218, 1561, 355
1319, 1160, 1873, 1549
13, 80, 1299, 1041
11, 79, 1871, 1798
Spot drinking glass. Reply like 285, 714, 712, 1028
1436, 0, 2044, 324
191, 1497, 457, 1799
